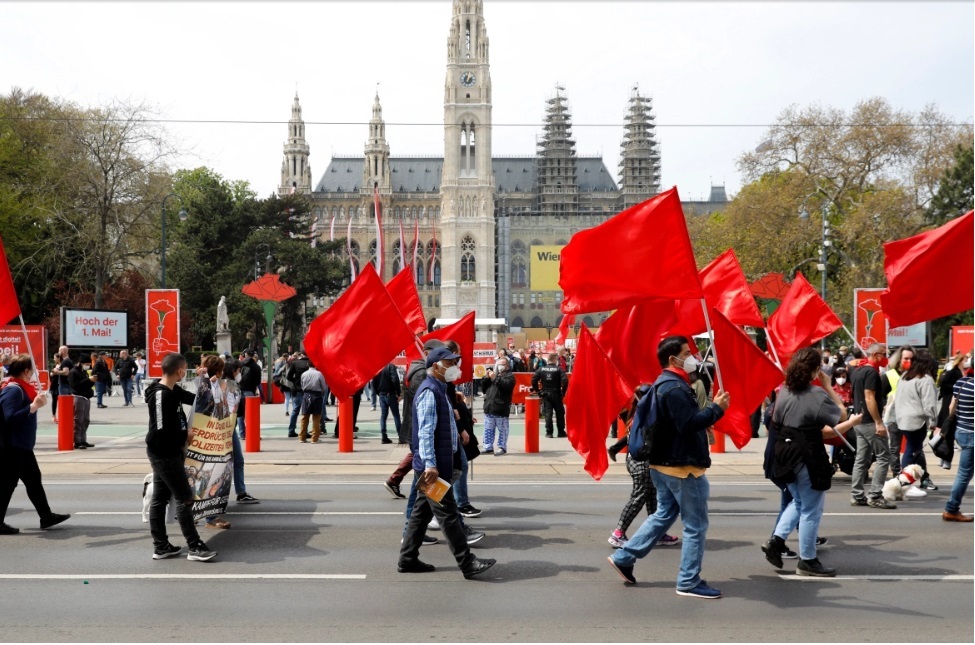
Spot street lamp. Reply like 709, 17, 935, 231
161, 193, 188, 289
255, 244, 272, 278
798, 191, 830, 302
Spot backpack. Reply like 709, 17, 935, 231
627, 383, 675, 461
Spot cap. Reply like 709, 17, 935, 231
425, 346, 461, 368
243, 348, 257, 357
422, 338, 446, 351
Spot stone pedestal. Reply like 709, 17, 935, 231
216, 331, 232, 357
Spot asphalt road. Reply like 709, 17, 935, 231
1, 476, 972, 642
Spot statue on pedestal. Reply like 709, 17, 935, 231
217, 296, 230, 332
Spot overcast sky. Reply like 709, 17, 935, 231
3, 1, 972, 202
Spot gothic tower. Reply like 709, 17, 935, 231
362, 92, 391, 194
279, 93, 312, 195
535, 86, 579, 219
440, 0, 496, 321
619, 85, 661, 209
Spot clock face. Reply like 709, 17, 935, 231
460, 71, 476, 87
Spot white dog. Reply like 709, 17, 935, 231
882, 464, 927, 502
141, 474, 177, 524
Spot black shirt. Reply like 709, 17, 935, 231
852, 364, 887, 422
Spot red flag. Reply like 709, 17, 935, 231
564, 325, 633, 481
596, 299, 679, 392
428, 226, 437, 284
671, 248, 764, 337
373, 184, 384, 277
708, 307, 784, 449
386, 266, 426, 335
405, 312, 476, 383
303, 263, 415, 401
0, 235, 21, 325
767, 273, 842, 365
881, 211, 974, 328
559, 187, 702, 315
555, 314, 574, 345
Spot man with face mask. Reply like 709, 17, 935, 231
849, 343, 896, 509
398, 347, 496, 579
481, 355, 516, 456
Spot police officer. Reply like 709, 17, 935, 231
532, 353, 569, 438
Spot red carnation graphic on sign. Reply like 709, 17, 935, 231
241, 273, 297, 303
749, 273, 791, 300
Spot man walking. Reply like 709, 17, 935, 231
375, 362, 402, 445
286, 352, 311, 438
92, 352, 111, 408
608, 336, 730, 599
236, 349, 262, 439
849, 343, 897, 509
50, 346, 73, 423
532, 353, 569, 438
115, 350, 138, 407
297, 361, 327, 443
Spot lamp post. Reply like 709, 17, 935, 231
798, 191, 829, 302
160, 193, 187, 289
255, 244, 272, 279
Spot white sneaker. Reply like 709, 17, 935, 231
428, 517, 441, 530
904, 486, 927, 499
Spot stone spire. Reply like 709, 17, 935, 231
619, 84, 661, 208
279, 92, 312, 195
535, 85, 578, 219
363, 91, 391, 192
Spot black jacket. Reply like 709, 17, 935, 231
238, 357, 262, 393
144, 381, 196, 459
482, 371, 516, 417
116, 357, 138, 380
642, 370, 724, 469
69, 366, 95, 399
373, 364, 401, 396
287, 358, 310, 392
92, 359, 111, 384
400, 360, 428, 439
532, 364, 568, 396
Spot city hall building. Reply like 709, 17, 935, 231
278, 0, 727, 335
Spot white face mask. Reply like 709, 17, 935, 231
964, 358, 973, 370
440, 362, 462, 383
495, 361, 508, 373
835, 377, 846, 385
234, 374, 242, 383
679, 355, 699, 373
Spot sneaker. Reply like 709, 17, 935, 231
236, 493, 260, 504
608, 530, 627, 549
482, 446, 493, 453
920, 477, 938, 491
384, 481, 406, 499
762, 535, 786, 569
422, 534, 438, 545
557, 432, 568, 438
428, 517, 441, 530
465, 526, 485, 544
74, 443, 87, 450
381, 437, 393, 444
187, 543, 217, 562
850, 497, 868, 507
607, 556, 636, 585
797, 558, 836, 577
782, 547, 799, 559
867, 497, 897, 509
676, 581, 722, 599
905, 486, 927, 499
658, 534, 680, 546
40, 513, 70, 530
494, 449, 507, 456
816, 537, 828, 546
152, 543, 183, 560
459, 505, 482, 518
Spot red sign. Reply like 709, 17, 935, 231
146, 290, 180, 379
951, 325, 974, 356
853, 288, 927, 349
0, 325, 49, 389
510, 373, 535, 405
472, 342, 496, 379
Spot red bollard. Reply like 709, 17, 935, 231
57, 395, 74, 451
710, 430, 726, 454
338, 397, 354, 453
244, 395, 261, 453
900, 435, 907, 455
524, 396, 540, 453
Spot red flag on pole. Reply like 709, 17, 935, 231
373, 184, 384, 277
708, 307, 784, 449
564, 325, 633, 481
555, 314, 574, 346
405, 311, 476, 383
303, 263, 415, 401
596, 299, 680, 392
671, 248, 764, 337
767, 273, 842, 365
0, 235, 21, 325
559, 187, 703, 315
881, 211, 974, 328
386, 266, 427, 335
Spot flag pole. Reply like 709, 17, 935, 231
17, 314, 41, 388
699, 300, 725, 392
830, 426, 856, 452
764, 329, 782, 368
840, 324, 865, 355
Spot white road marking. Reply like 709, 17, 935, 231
0, 574, 366, 580
779, 574, 973, 582
75, 511, 402, 516
44, 480, 787, 487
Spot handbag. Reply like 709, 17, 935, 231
931, 415, 956, 462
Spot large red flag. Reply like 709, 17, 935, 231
595, 299, 679, 392
767, 273, 842, 365
708, 307, 784, 449
405, 311, 476, 383
386, 266, 426, 335
0, 235, 21, 325
555, 313, 574, 346
564, 325, 633, 481
671, 248, 764, 337
559, 187, 703, 315
881, 211, 974, 328
303, 263, 415, 401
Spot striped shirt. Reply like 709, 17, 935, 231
414, 384, 458, 470
952, 376, 974, 433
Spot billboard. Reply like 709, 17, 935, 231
529, 245, 564, 292
61, 308, 129, 348
0, 325, 49, 389
146, 290, 180, 379
951, 325, 974, 356
853, 288, 927, 349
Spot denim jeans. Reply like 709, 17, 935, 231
455, 447, 470, 508
611, 469, 710, 591
231, 428, 246, 496
946, 431, 974, 514
147, 454, 202, 550
120, 377, 133, 406
379, 394, 402, 438
135, 374, 143, 395
772, 487, 800, 540
851, 422, 891, 500
288, 391, 302, 433
95, 381, 107, 406
900, 427, 928, 470
773, 465, 825, 561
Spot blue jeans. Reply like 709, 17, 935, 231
379, 394, 401, 438
455, 447, 470, 508
237, 391, 258, 438
135, 374, 143, 395
95, 381, 107, 406
611, 469, 710, 591
232, 428, 245, 496
900, 427, 927, 469
773, 465, 825, 561
773, 487, 800, 539
946, 431, 974, 514
58, 385, 72, 397
288, 391, 302, 433
120, 378, 133, 405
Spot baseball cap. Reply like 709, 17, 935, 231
426, 346, 461, 368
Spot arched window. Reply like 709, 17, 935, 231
582, 316, 596, 328
428, 259, 442, 286
368, 239, 378, 269
511, 240, 527, 254
511, 316, 525, 328
415, 261, 425, 287
460, 235, 476, 282
530, 316, 544, 328
511, 259, 527, 287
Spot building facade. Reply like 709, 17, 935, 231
279, 0, 728, 332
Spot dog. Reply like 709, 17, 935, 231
882, 463, 927, 501
141, 474, 177, 524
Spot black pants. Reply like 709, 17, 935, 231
542, 392, 565, 434
147, 454, 202, 550
0, 448, 52, 522
399, 475, 474, 570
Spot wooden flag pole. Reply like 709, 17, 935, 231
699, 300, 725, 392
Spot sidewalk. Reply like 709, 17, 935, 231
36, 395, 770, 479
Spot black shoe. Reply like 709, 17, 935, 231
462, 557, 496, 579
287, 432, 299, 438
762, 535, 785, 569
236, 493, 260, 504
97, 404, 108, 409
40, 513, 70, 530
74, 443, 87, 450
82, 442, 95, 448
384, 481, 405, 499
557, 432, 567, 438
816, 536, 828, 546
797, 558, 836, 577
152, 543, 183, 560
608, 444, 621, 463
398, 558, 435, 573
459, 504, 482, 518
0, 523, 20, 535
607, 556, 636, 584
545, 433, 554, 438
381, 437, 393, 444
322, 417, 333, 422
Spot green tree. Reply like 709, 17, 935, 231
926, 142, 974, 225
